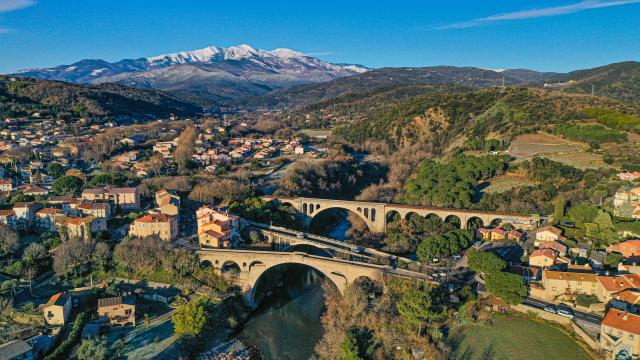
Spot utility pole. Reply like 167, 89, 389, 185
591, 84, 595, 96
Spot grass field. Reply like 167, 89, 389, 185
508, 133, 608, 169
297, 128, 332, 138
479, 174, 536, 194
448, 317, 593, 360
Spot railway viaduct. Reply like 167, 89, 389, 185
197, 248, 427, 302
262, 196, 541, 234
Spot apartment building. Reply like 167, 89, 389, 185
196, 206, 239, 248
35, 208, 64, 231
81, 187, 140, 210
601, 309, 640, 360
155, 189, 180, 216
0, 179, 13, 192
77, 202, 112, 220
129, 213, 178, 241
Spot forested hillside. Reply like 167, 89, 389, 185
0, 76, 201, 119
333, 87, 638, 153
561, 61, 640, 104
241, 66, 551, 109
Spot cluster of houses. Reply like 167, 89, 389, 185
478, 226, 525, 242
506, 223, 640, 359
127, 189, 181, 242
614, 186, 640, 219
196, 205, 240, 248
1, 291, 140, 360
0, 187, 140, 240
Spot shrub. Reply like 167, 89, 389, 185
44, 311, 87, 360
575, 294, 599, 307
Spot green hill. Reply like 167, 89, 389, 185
331, 87, 638, 153
560, 61, 640, 104
0, 76, 202, 119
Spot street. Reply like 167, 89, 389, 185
523, 297, 603, 325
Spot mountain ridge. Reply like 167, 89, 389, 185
10, 44, 368, 106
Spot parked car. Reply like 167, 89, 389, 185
543, 304, 557, 314
557, 308, 574, 319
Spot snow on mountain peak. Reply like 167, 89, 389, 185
223, 44, 263, 60
269, 48, 306, 59
147, 45, 223, 64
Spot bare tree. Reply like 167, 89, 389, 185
0, 227, 19, 256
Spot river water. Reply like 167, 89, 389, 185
235, 265, 328, 360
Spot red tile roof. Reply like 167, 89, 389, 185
602, 309, 640, 335
531, 248, 558, 259
135, 214, 174, 223
597, 276, 634, 292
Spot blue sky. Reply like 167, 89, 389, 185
1, 0, 639, 73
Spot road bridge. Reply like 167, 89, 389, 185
245, 220, 416, 265
197, 248, 428, 303
262, 196, 541, 234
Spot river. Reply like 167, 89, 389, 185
235, 265, 328, 360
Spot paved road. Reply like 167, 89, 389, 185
523, 297, 603, 325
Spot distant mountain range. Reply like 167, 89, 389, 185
10, 44, 368, 106
8, 44, 639, 110
241, 62, 640, 108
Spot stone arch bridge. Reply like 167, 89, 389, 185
197, 249, 427, 302
262, 196, 541, 234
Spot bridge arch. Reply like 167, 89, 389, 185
248, 261, 264, 271
466, 216, 484, 230
282, 243, 333, 258
386, 210, 401, 223
405, 211, 420, 221
489, 218, 502, 228
425, 213, 443, 222
221, 260, 241, 276
249, 262, 341, 304
309, 206, 370, 233
445, 215, 462, 228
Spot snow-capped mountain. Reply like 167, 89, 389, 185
10, 44, 368, 104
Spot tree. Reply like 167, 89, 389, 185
339, 331, 362, 360
52, 175, 84, 196
416, 229, 473, 261
484, 271, 527, 305
553, 196, 565, 223
172, 297, 213, 338
53, 239, 94, 279
47, 162, 64, 178
174, 126, 197, 171
605, 252, 624, 269
567, 204, 598, 227
396, 286, 441, 335
467, 249, 506, 274
92, 242, 111, 273
85, 172, 128, 188
0, 226, 18, 255
22, 243, 49, 290
75, 337, 108, 360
